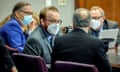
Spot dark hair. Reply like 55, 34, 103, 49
12, 1, 31, 14
39, 6, 59, 20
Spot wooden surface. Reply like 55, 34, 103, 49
75, 0, 120, 27
108, 54, 120, 68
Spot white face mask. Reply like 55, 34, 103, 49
90, 19, 101, 30
47, 23, 60, 35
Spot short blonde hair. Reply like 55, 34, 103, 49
32, 12, 39, 24
39, 6, 59, 20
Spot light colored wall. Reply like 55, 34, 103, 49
0, 0, 74, 26
52, 0, 74, 26
0, 0, 45, 21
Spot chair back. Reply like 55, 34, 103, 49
13, 53, 48, 72
53, 61, 98, 72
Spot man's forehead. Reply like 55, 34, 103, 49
91, 10, 101, 17
46, 10, 60, 20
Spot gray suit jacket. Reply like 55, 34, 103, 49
23, 25, 52, 64
103, 20, 120, 44
103, 20, 119, 29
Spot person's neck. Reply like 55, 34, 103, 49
13, 16, 24, 27
76, 27, 89, 33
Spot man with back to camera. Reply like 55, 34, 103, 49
51, 8, 112, 72
23, 6, 62, 68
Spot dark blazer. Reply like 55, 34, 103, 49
52, 28, 112, 72
0, 36, 15, 72
23, 25, 52, 64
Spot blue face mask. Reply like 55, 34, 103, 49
22, 15, 32, 26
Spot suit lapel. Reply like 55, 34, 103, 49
43, 37, 52, 53
39, 25, 52, 53
51, 36, 55, 47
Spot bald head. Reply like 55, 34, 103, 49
73, 8, 91, 27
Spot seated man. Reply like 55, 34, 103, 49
89, 6, 120, 52
89, 6, 119, 37
23, 6, 61, 68
51, 8, 112, 72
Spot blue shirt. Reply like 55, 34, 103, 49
41, 26, 53, 46
0, 17, 26, 52
45, 31, 52, 45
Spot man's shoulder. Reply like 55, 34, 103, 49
105, 19, 119, 28
107, 19, 118, 24
28, 26, 43, 41
55, 32, 72, 39
1, 18, 19, 27
87, 34, 103, 43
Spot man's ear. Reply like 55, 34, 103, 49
102, 16, 106, 21
101, 16, 105, 22
15, 11, 20, 18
40, 18, 44, 26
72, 23, 75, 30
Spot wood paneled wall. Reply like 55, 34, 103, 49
75, 0, 120, 27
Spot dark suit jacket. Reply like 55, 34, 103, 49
23, 25, 52, 64
52, 28, 112, 72
0, 36, 15, 72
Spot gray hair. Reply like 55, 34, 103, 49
90, 6, 105, 16
73, 8, 91, 27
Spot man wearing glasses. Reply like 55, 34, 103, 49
89, 6, 120, 52
23, 6, 62, 68
89, 6, 119, 37
0, 1, 33, 53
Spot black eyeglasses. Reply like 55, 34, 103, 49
92, 16, 103, 19
46, 19, 62, 25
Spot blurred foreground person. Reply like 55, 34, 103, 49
0, 36, 18, 72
